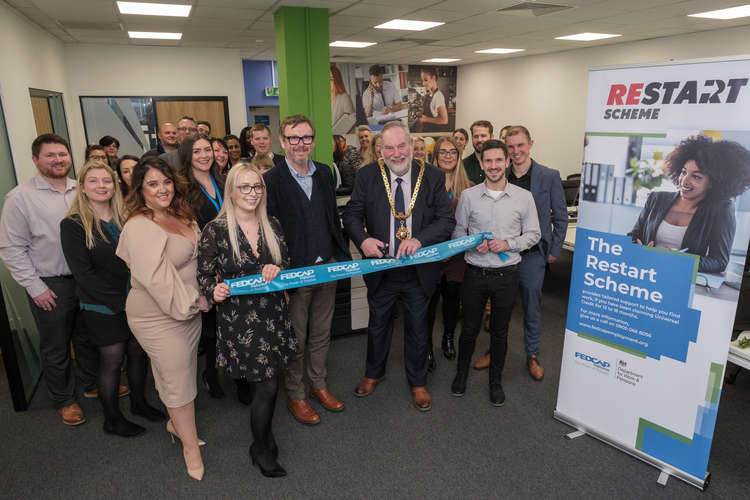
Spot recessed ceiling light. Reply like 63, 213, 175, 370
555, 32, 621, 41
474, 48, 525, 54
128, 31, 182, 40
688, 5, 750, 20
375, 19, 444, 31
329, 41, 377, 48
422, 58, 461, 63
117, 2, 191, 17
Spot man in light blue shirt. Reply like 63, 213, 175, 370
362, 65, 406, 118
450, 139, 540, 406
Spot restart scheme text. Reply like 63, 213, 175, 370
583, 237, 663, 304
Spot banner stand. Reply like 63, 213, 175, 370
554, 411, 710, 491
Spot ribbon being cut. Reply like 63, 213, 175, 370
227, 232, 499, 295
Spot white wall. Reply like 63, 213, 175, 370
457, 25, 750, 178
64, 44, 246, 167
0, 2, 72, 182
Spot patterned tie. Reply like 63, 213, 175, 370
394, 178, 404, 255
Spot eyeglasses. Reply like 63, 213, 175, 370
90, 155, 107, 161
236, 184, 265, 194
437, 149, 458, 157
283, 135, 314, 145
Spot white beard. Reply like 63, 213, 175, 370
384, 154, 412, 177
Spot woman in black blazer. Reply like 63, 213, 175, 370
61, 160, 164, 437
629, 135, 750, 273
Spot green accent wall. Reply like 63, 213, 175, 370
274, 7, 332, 168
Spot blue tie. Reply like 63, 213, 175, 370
394, 178, 404, 255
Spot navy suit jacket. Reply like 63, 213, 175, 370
343, 160, 455, 295
525, 159, 568, 259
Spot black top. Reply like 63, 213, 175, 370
264, 159, 351, 269
463, 153, 485, 184
508, 162, 533, 192
628, 191, 735, 273
194, 178, 225, 230
60, 215, 130, 313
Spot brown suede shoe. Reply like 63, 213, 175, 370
310, 388, 345, 412
411, 387, 432, 412
287, 398, 320, 425
473, 352, 490, 370
58, 403, 86, 426
527, 355, 544, 381
354, 377, 384, 397
83, 385, 131, 399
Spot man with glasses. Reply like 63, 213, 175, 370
160, 115, 198, 169
343, 121, 454, 412
264, 115, 351, 425
0, 134, 99, 426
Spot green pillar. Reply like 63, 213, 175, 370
274, 7, 332, 167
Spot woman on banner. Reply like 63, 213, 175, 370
179, 135, 226, 399
426, 136, 473, 366
416, 67, 449, 133
628, 134, 750, 273
331, 63, 356, 135
197, 162, 295, 478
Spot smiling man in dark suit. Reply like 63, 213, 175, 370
343, 120, 455, 412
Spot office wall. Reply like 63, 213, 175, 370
64, 45, 246, 167
457, 25, 750, 178
0, 2, 73, 182
243, 60, 279, 124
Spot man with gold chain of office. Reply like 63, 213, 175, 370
343, 121, 455, 412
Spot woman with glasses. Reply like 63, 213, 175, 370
99, 136, 120, 166
179, 135, 226, 399
198, 162, 295, 478
426, 136, 473, 364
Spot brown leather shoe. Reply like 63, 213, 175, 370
473, 352, 490, 370
58, 403, 86, 426
310, 388, 345, 412
287, 398, 320, 425
411, 387, 432, 412
527, 355, 544, 380
83, 385, 131, 399
354, 377, 384, 397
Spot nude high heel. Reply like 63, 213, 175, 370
166, 419, 207, 447
184, 448, 205, 481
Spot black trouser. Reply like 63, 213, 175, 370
457, 265, 519, 383
426, 275, 461, 340
366, 267, 431, 387
27, 276, 98, 408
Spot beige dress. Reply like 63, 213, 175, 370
116, 216, 202, 408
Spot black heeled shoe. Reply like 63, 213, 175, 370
235, 378, 251, 405
103, 416, 146, 437
249, 442, 286, 477
441, 332, 456, 360
202, 369, 225, 399
130, 400, 167, 422
427, 346, 437, 373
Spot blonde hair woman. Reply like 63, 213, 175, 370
426, 136, 474, 364
60, 160, 165, 438
363, 132, 383, 165
198, 162, 295, 478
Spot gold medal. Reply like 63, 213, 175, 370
378, 159, 425, 242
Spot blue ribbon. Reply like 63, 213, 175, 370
227, 232, 495, 295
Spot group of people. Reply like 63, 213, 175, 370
6, 104, 743, 484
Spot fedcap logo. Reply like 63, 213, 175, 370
280, 269, 315, 281
414, 247, 439, 259
448, 238, 476, 249
370, 259, 393, 267
230, 277, 267, 289
574, 351, 611, 370
328, 263, 360, 273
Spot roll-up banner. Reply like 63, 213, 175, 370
555, 56, 750, 490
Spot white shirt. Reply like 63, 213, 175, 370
388, 170, 412, 257
428, 89, 446, 118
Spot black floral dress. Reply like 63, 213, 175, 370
198, 215, 296, 381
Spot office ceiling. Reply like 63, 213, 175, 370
6, 0, 750, 64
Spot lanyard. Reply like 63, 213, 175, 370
199, 175, 223, 214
